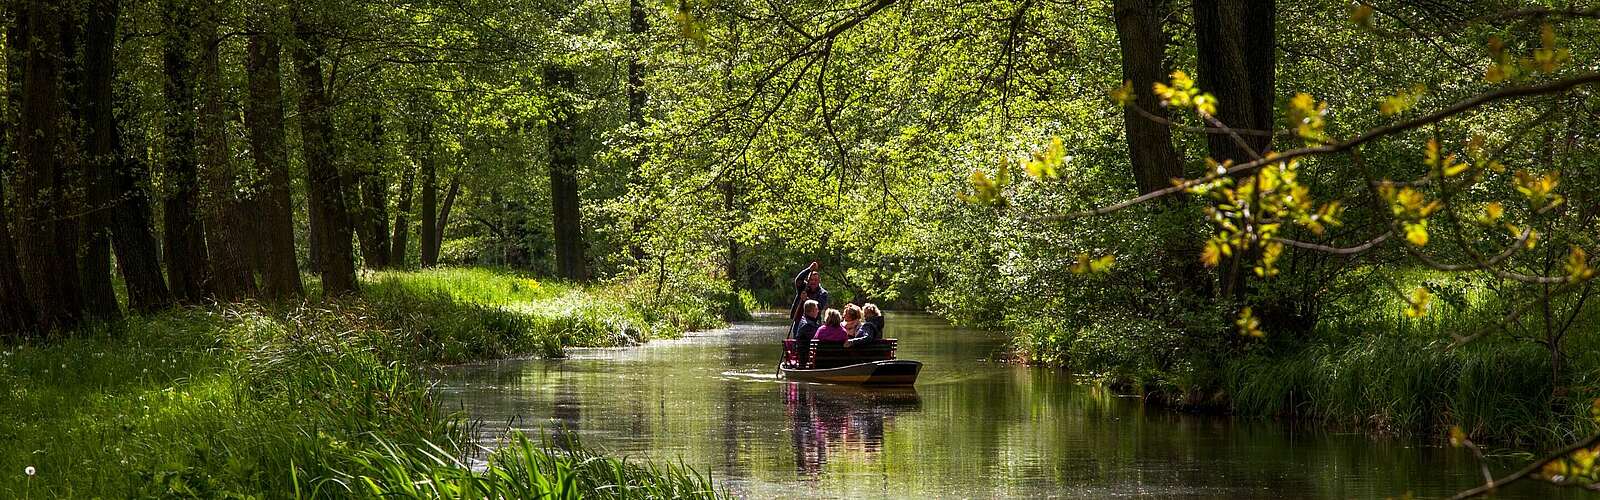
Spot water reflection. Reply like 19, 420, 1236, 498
433, 314, 1579, 499
785, 383, 920, 478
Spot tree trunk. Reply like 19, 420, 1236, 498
546, 65, 588, 281
292, 14, 357, 296
13, 0, 84, 332
82, 0, 173, 313
0, 177, 35, 335
724, 179, 739, 286
435, 167, 462, 256
244, 18, 303, 300
419, 131, 438, 267
356, 112, 391, 268
1194, 0, 1278, 311
389, 160, 415, 268
0, 4, 37, 335
1114, 0, 1182, 194
64, 1, 120, 321
1193, 0, 1275, 164
161, 0, 212, 303
198, 0, 256, 301
626, 0, 648, 263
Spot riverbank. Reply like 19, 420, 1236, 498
994, 275, 1600, 447
0, 267, 734, 498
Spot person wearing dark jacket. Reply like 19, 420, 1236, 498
845, 303, 884, 347
788, 261, 829, 337
793, 300, 822, 345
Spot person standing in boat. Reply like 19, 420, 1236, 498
789, 261, 830, 338
845, 303, 884, 347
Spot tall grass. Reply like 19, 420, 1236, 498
0, 268, 729, 498
1000, 266, 1600, 444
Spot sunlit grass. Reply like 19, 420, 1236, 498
0, 267, 730, 498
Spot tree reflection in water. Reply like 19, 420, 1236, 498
784, 382, 922, 478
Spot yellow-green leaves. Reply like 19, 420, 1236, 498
1424, 139, 1469, 178
1153, 71, 1217, 116
1567, 246, 1595, 282
1476, 202, 1504, 226
1109, 80, 1135, 107
1189, 159, 1340, 276
672, 1, 710, 48
1405, 286, 1432, 318
1254, 241, 1284, 277
1404, 221, 1430, 246
1531, 23, 1571, 74
1486, 24, 1571, 83
1379, 84, 1426, 116
956, 159, 1011, 207
1485, 35, 1521, 83
1288, 93, 1328, 143
1379, 183, 1440, 246
1514, 170, 1563, 211
1023, 137, 1068, 181
1236, 307, 1263, 338
1070, 253, 1115, 275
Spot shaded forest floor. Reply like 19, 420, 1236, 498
0, 267, 739, 498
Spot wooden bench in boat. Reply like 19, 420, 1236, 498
783, 339, 898, 369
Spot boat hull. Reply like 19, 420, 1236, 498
780, 360, 922, 386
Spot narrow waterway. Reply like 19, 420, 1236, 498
434, 313, 1566, 498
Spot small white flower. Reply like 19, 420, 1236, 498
24, 466, 35, 476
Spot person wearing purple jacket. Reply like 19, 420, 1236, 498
814, 308, 850, 342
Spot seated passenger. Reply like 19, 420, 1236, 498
792, 300, 822, 346
842, 304, 863, 334
844, 303, 884, 347
814, 308, 850, 342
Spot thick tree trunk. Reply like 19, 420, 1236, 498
356, 112, 391, 268
419, 134, 438, 267
84, 0, 172, 313
67, 1, 120, 321
0, 4, 38, 334
389, 161, 415, 268
0, 180, 35, 335
1114, 0, 1182, 194
199, 0, 256, 301
1194, 0, 1278, 310
292, 14, 357, 296
546, 66, 588, 281
13, 0, 84, 331
161, 0, 212, 303
245, 22, 304, 300
1193, 0, 1275, 164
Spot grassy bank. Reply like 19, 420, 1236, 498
999, 271, 1600, 446
0, 267, 732, 498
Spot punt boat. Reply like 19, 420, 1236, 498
779, 339, 921, 385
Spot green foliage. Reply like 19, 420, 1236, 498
0, 268, 727, 498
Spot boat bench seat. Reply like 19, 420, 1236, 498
806, 339, 897, 369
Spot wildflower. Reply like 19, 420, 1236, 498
24, 466, 35, 476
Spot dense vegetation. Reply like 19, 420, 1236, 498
4, 0, 1600, 495
1, 268, 732, 497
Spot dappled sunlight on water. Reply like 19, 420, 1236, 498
435, 313, 1573, 499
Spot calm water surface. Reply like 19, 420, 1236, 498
435, 313, 1567, 499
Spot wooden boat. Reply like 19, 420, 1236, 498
779, 339, 921, 386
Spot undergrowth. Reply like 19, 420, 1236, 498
0, 267, 729, 498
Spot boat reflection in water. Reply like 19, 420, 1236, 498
784, 381, 921, 478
